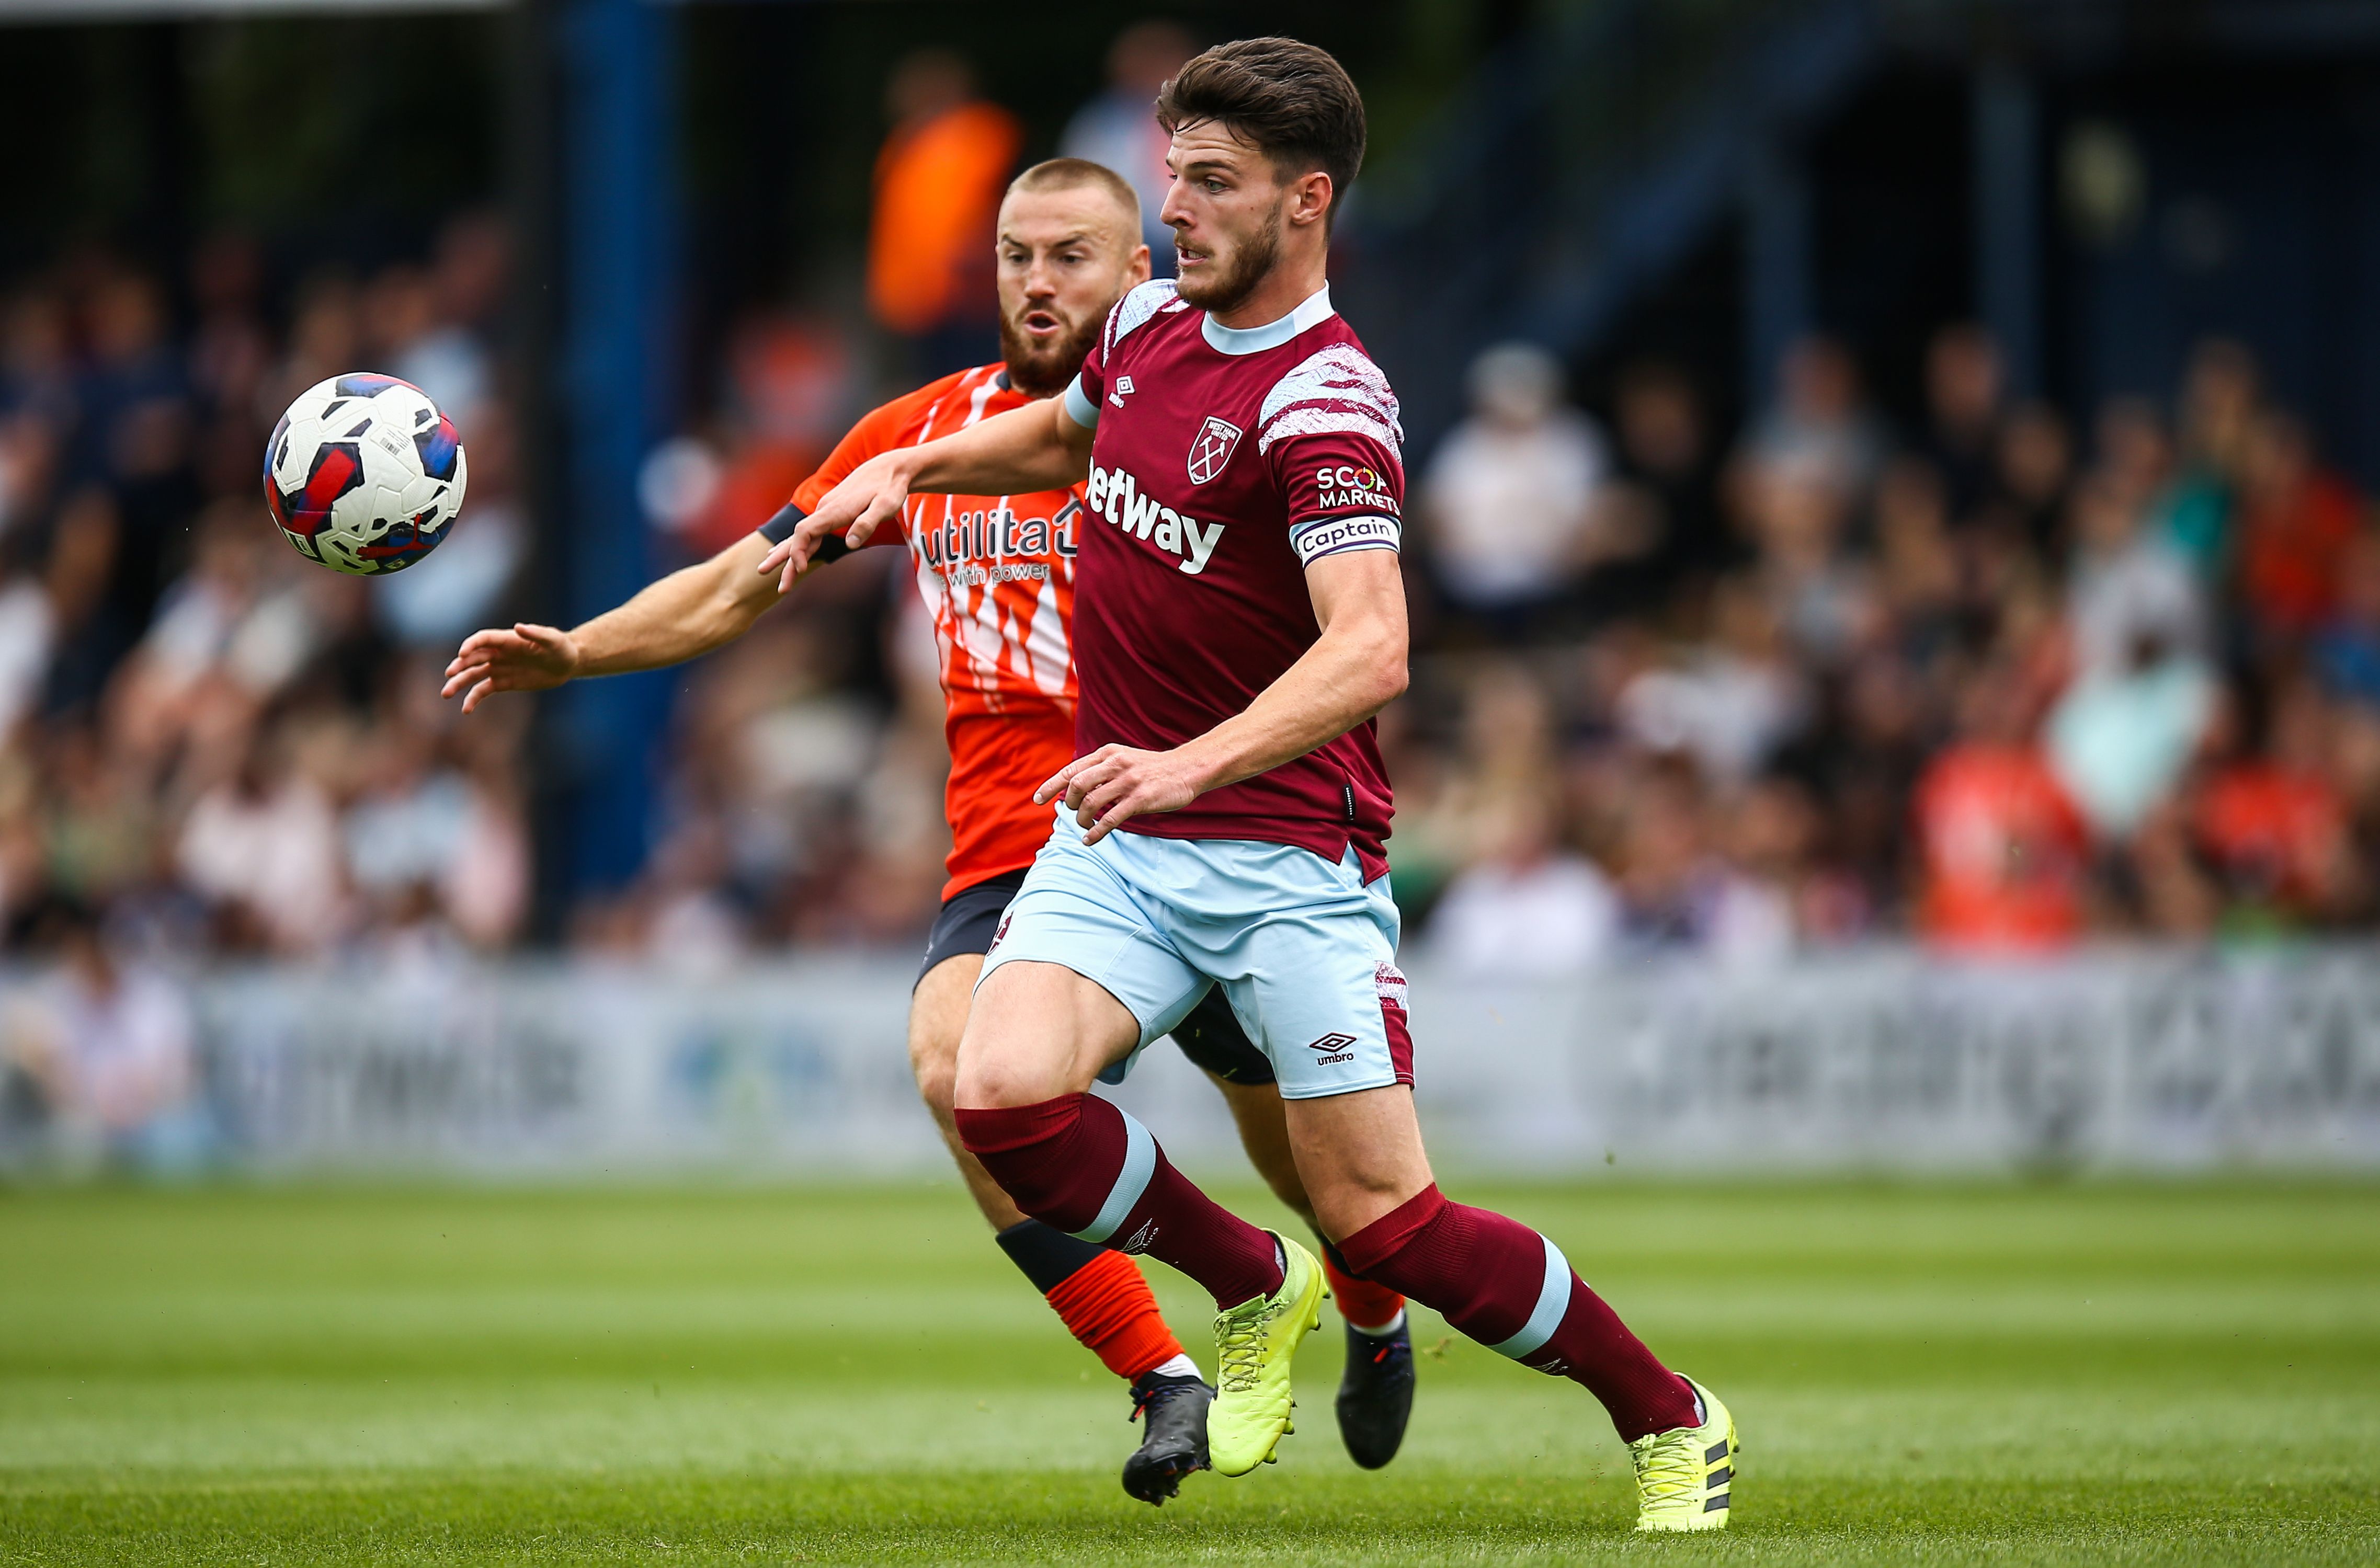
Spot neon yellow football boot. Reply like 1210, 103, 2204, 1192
1629, 1376, 1736, 1531
1205, 1232, 1326, 1477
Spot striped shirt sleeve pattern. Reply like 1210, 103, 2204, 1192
1261, 342, 1408, 567
1256, 343, 1405, 458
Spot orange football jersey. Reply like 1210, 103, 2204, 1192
786, 364, 1080, 898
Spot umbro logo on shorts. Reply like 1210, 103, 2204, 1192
1307, 1031, 1359, 1065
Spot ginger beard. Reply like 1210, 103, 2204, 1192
1171, 192, 1285, 317
1000, 296, 1105, 399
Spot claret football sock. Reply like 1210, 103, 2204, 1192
995, 1220, 1188, 1382
1318, 1234, 1408, 1335
1340, 1184, 1698, 1442
958, 1094, 1285, 1309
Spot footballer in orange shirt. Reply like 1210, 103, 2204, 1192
443, 159, 1413, 1502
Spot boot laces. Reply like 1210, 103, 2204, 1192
1212, 1300, 1273, 1394
1629, 1427, 1706, 1509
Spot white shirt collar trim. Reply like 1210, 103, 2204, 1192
1200, 284, 1335, 355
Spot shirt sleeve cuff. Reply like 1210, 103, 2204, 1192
1063, 374, 1100, 430
756, 502, 849, 563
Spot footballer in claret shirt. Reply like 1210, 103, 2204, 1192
1062, 276, 1403, 883
442, 155, 1410, 1506
767, 37, 1735, 1531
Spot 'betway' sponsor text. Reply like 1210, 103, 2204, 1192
1086, 463, 1224, 576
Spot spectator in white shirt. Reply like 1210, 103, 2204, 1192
1421, 342, 1615, 638
177, 720, 348, 955
5, 901, 206, 1168
1429, 785, 1619, 979
1619, 577, 1810, 784
2066, 471, 2208, 682
0, 554, 54, 738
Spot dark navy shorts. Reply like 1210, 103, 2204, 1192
918, 869, 1029, 984
922, 870, 1275, 1085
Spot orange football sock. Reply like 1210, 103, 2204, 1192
1042, 1248, 1186, 1381
1322, 1247, 1407, 1334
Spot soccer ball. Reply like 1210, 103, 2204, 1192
263, 373, 468, 576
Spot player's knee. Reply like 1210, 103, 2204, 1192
951, 1029, 1063, 1112
912, 1060, 959, 1127
951, 1050, 1016, 1113
907, 1030, 961, 1125
1309, 1169, 1426, 1246
1272, 1184, 1322, 1233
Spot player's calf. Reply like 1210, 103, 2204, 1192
1338, 1184, 1700, 1444
956, 1092, 1282, 1309
996, 1223, 1187, 1380
1208, 1066, 1417, 1468
994, 1220, 1213, 1504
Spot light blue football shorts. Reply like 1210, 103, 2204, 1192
978, 806, 1417, 1100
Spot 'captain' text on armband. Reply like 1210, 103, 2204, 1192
1289, 514, 1400, 567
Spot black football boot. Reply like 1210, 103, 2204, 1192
1121, 1370, 1212, 1504
1335, 1315, 1416, 1470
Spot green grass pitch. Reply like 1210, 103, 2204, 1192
2, 1176, 2375, 1565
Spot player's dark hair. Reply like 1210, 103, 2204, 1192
1154, 37, 1366, 230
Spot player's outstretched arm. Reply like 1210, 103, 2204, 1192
1039, 548, 1409, 843
442, 530, 787, 713
757, 397, 1092, 589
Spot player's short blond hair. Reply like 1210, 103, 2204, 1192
1006, 157, 1143, 235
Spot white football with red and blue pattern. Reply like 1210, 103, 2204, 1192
263, 373, 467, 576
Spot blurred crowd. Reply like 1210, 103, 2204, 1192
7, 211, 2378, 996
1397, 327, 2380, 976
0, 215, 527, 956
7, 25, 2380, 1164
0, 218, 530, 1154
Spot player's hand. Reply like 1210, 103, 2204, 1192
1034, 743, 1206, 845
441, 623, 582, 714
755, 450, 915, 591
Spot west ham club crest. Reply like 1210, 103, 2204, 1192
1187, 416, 1243, 485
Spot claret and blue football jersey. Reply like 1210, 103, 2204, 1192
1061, 279, 1406, 879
